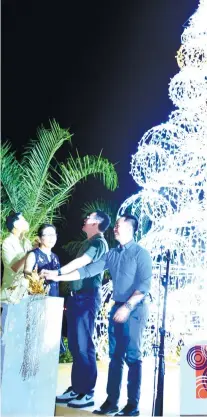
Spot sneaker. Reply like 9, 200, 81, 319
56, 386, 79, 403
93, 399, 119, 415
67, 393, 95, 408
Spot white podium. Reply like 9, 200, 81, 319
180, 341, 207, 416
1, 296, 64, 417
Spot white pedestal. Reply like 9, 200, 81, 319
180, 340, 207, 416
1, 296, 64, 417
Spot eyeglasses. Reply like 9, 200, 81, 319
86, 215, 100, 222
42, 234, 57, 237
85, 214, 102, 222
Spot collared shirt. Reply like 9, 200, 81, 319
68, 233, 109, 292
1, 233, 32, 291
79, 239, 152, 302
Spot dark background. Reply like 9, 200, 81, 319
2, 0, 197, 262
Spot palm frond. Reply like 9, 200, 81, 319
63, 232, 87, 256
27, 188, 73, 239
21, 120, 73, 222
33, 155, 118, 238
57, 152, 118, 192
1, 142, 23, 215
1, 120, 118, 243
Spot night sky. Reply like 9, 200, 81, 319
2, 0, 197, 260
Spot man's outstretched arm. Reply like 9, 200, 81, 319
46, 253, 108, 281
41, 240, 107, 278
41, 253, 93, 278
48, 269, 81, 281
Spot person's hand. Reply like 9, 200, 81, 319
39, 269, 58, 279
113, 305, 130, 323
42, 271, 60, 281
46, 274, 60, 281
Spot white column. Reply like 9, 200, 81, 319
1, 295, 64, 417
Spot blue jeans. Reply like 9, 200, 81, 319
107, 302, 149, 408
66, 288, 101, 395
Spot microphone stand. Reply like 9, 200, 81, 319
152, 249, 171, 416
151, 246, 164, 416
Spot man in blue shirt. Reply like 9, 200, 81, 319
48, 214, 152, 416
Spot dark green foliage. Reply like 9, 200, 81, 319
1, 120, 118, 242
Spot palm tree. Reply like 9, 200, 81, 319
1, 120, 118, 242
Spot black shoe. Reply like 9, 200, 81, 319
115, 404, 140, 416
93, 399, 119, 415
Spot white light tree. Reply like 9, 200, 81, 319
118, 0, 207, 357
95, 0, 207, 359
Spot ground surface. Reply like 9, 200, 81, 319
55, 358, 180, 416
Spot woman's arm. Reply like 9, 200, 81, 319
24, 252, 36, 275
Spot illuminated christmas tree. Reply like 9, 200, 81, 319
94, 0, 207, 359
117, 0, 207, 356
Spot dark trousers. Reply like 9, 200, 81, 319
107, 302, 149, 408
66, 288, 101, 395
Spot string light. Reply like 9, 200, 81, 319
94, 0, 207, 359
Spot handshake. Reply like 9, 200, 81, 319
39, 269, 60, 281
39, 268, 80, 282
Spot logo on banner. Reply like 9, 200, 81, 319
186, 345, 207, 399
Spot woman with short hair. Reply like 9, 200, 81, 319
25, 223, 65, 353
25, 223, 60, 296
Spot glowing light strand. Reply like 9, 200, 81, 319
94, 0, 207, 359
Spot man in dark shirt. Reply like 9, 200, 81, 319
49, 214, 152, 416
42, 211, 110, 409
